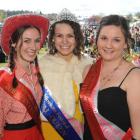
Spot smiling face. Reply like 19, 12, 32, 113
97, 25, 127, 61
53, 23, 76, 61
15, 27, 41, 66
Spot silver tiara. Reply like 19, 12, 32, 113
56, 8, 78, 23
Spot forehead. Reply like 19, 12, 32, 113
100, 25, 124, 36
55, 23, 74, 33
22, 27, 40, 37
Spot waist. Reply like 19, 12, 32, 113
4, 119, 36, 130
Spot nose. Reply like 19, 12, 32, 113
62, 37, 68, 44
106, 40, 112, 48
32, 43, 36, 50
31, 41, 39, 50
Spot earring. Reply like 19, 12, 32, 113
11, 43, 16, 48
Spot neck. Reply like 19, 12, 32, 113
102, 58, 124, 70
100, 58, 124, 88
57, 53, 73, 62
16, 59, 31, 75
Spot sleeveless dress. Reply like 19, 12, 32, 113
83, 67, 139, 140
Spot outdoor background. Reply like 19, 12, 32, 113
0, 0, 140, 67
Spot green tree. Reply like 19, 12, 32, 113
135, 12, 140, 19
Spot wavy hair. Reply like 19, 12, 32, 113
48, 20, 84, 59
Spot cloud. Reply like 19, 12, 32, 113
0, 0, 140, 17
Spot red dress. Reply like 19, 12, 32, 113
0, 64, 44, 140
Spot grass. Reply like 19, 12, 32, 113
38, 47, 48, 59
0, 63, 6, 67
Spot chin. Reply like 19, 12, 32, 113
24, 58, 35, 63
102, 56, 113, 61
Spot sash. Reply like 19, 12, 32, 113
40, 86, 81, 140
0, 70, 41, 131
80, 58, 133, 140
80, 58, 105, 140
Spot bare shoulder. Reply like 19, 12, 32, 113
127, 66, 140, 81
126, 66, 140, 94
82, 64, 92, 80
126, 66, 140, 139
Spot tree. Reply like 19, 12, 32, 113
126, 14, 133, 23
135, 12, 140, 19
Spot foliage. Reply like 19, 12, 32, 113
135, 12, 140, 19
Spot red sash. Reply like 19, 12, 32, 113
80, 58, 133, 140
80, 58, 105, 140
0, 70, 41, 131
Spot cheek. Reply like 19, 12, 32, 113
54, 39, 60, 46
97, 42, 102, 49
37, 44, 41, 50
71, 39, 77, 48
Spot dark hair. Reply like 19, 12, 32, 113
48, 20, 84, 59
96, 15, 133, 53
9, 25, 44, 88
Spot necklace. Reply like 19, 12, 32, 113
100, 60, 123, 87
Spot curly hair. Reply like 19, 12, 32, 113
48, 20, 84, 59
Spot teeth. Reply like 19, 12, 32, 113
28, 52, 36, 55
104, 50, 113, 53
61, 46, 69, 49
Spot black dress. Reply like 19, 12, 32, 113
83, 67, 139, 140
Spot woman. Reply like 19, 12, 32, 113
0, 14, 49, 140
39, 11, 93, 140
80, 15, 140, 140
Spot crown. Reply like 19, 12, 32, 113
56, 8, 78, 23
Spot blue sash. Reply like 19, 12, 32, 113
40, 87, 81, 140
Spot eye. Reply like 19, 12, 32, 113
35, 38, 41, 43
23, 39, 30, 43
55, 34, 63, 38
113, 38, 121, 42
67, 34, 75, 38
100, 36, 107, 40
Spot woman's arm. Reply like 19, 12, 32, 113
0, 95, 5, 138
0, 88, 11, 139
127, 68, 140, 139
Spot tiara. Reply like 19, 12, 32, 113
56, 8, 78, 23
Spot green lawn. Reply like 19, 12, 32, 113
0, 63, 6, 67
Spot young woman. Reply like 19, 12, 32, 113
0, 14, 49, 140
39, 12, 93, 140
80, 15, 140, 140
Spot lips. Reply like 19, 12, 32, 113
27, 51, 37, 56
103, 49, 114, 54
60, 45, 70, 49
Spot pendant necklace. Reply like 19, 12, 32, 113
100, 60, 123, 87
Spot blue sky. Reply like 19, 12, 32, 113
0, 0, 140, 17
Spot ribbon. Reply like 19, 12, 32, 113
0, 70, 41, 131
40, 86, 81, 140
80, 58, 133, 140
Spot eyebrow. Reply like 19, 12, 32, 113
23, 37, 41, 39
100, 34, 121, 38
